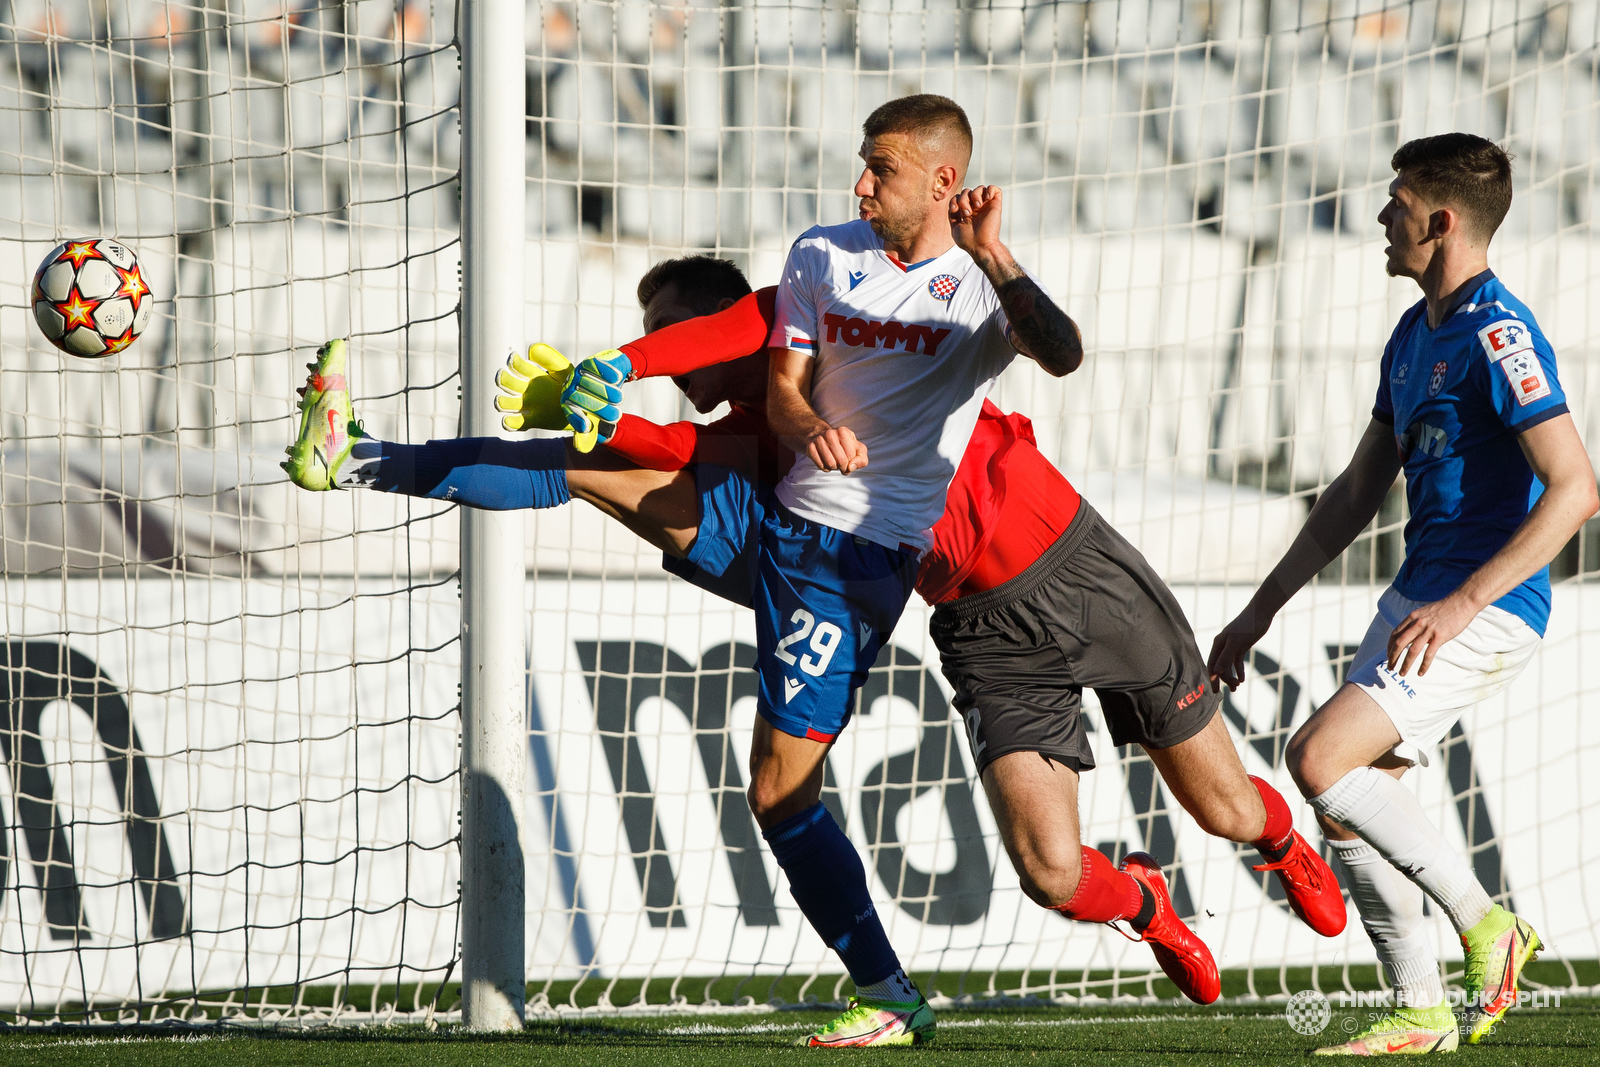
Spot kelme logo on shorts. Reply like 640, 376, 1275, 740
821, 312, 953, 355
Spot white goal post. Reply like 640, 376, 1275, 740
2, 0, 1600, 1026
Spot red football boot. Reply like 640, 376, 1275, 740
1252, 830, 1348, 937
1120, 852, 1221, 1005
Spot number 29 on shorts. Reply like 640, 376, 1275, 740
774, 609, 843, 677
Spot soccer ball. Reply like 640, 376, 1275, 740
31, 237, 153, 358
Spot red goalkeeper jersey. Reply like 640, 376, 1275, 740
607, 290, 1082, 604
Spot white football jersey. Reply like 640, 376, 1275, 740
769, 219, 1024, 551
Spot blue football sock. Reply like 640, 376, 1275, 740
371, 437, 570, 510
763, 802, 902, 988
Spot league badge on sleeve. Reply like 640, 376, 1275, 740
1478, 319, 1533, 361
1499, 350, 1552, 406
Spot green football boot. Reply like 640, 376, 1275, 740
799, 995, 936, 1048
1312, 1001, 1459, 1055
282, 338, 364, 491
1460, 905, 1541, 1044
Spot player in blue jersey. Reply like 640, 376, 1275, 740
1209, 134, 1599, 1055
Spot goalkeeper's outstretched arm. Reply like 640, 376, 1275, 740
560, 289, 779, 450
619, 287, 777, 378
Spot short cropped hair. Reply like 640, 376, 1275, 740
636, 255, 752, 315
1391, 134, 1514, 241
863, 94, 973, 168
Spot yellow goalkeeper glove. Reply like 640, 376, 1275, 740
493, 343, 598, 451
560, 349, 631, 453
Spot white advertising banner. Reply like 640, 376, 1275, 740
1, 578, 1595, 1007
0, 579, 464, 1009
526, 580, 1600, 982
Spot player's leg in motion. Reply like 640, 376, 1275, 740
978, 747, 1221, 1004
1077, 515, 1345, 940
1146, 713, 1347, 940
281, 338, 701, 554
937, 504, 1342, 1006
741, 507, 934, 1047
1287, 595, 1542, 1053
749, 720, 935, 1046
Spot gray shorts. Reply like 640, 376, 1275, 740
930, 501, 1221, 777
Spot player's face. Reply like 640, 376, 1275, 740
643, 285, 755, 413
855, 133, 933, 243
1377, 174, 1432, 280
671, 352, 767, 414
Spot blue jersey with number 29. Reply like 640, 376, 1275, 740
1373, 270, 1569, 636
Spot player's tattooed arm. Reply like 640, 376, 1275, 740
993, 268, 1083, 376
949, 187, 1082, 375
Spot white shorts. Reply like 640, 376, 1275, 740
1346, 586, 1540, 767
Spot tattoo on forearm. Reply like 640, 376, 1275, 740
996, 274, 1083, 375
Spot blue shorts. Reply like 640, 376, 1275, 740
664, 464, 918, 741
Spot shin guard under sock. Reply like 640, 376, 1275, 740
763, 802, 906, 990
1328, 836, 1443, 1008
1312, 766, 1494, 934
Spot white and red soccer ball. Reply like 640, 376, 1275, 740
31, 237, 153, 358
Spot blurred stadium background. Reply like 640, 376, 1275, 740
1, 0, 1599, 1024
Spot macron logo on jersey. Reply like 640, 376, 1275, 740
821, 312, 953, 356
1478, 319, 1532, 360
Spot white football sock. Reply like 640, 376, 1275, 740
335, 438, 385, 489
856, 968, 920, 1004
1328, 836, 1444, 1009
1312, 766, 1494, 935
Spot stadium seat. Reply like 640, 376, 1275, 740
1395, 59, 1506, 147
855, 0, 962, 71
1087, 0, 1183, 57
966, 0, 1027, 60
1033, 57, 1143, 225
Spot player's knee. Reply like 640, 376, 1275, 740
746, 780, 782, 827
1284, 728, 1332, 798
1014, 852, 1081, 910
1188, 788, 1266, 843
746, 778, 812, 830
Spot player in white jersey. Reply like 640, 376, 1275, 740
765, 213, 1029, 550
557, 94, 1084, 1047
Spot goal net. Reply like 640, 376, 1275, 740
2, 0, 1598, 1025
1, 0, 464, 1023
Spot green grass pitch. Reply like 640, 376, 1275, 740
0, 1000, 1595, 1066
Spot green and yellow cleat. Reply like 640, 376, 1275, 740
1460, 905, 1541, 1044
282, 339, 364, 491
1312, 1001, 1459, 1055
800, 996, 936, 1048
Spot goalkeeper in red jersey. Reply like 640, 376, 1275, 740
285, 253, 1348, 1014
